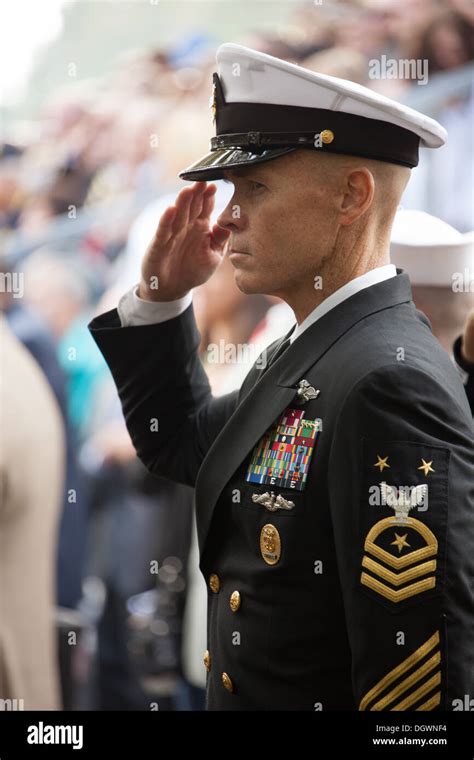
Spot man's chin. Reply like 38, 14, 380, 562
233, 269, 268, 296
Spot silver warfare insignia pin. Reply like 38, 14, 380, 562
295, 379, 320, 404
252, 491, 295, 512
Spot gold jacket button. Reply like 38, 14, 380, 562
222, 672, 234, 693
209, 573, 220, 593
203, 650, 211, 671
229, 590, 241, 612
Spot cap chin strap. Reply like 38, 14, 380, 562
211, 132, 329, 150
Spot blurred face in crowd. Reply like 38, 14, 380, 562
426, 18, 472, 70
411, 286, 474, 353
217, 150, 409, 319
386, 0, 436, 42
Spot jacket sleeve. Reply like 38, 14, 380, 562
328, 362, 474, 711
88, 304, 239, 488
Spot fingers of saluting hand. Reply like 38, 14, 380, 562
151, 182, 216, 252
197, 183, 217, 221
152, 205, 177, 248
188, 181, 208, 221
171, 185, 194, 234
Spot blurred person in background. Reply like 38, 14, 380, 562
457, 309, 474, 412
390, 209, 474, 412
81, 399, 194, 711
194, 256, 270, 390
22, 248, 108, 440
2, 262, 87, 614
2, 252, 94, 706
0, 318, 64, 709
417, 8, 474, 73
383, 1, 474, 230
0, 147, 25, 231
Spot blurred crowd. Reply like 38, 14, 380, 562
0, 0, 473, 711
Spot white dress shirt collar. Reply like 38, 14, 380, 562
290, 264, 397, 344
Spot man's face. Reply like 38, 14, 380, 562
216, 151, 339, 299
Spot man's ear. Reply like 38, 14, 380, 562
339, 168, 375, 226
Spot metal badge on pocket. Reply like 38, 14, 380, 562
246, 407, 320, 492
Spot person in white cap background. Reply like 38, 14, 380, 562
456, 311, 474, 413
390, 209, 474, 414
89, 45, 473, 711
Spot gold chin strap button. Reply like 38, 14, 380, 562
229, 590, 241, 612
203, 650, 211, 672
222, 672, 234, 693
209, 573, 220, 593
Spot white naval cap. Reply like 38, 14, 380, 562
390, 210, 474, 287
180, 43, 447, 181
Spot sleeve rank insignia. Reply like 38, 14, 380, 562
361, 481, 438, 603
359, 631, 442, 711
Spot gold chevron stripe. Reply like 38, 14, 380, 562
361, 572, 435, 601
362, 556, 436, 586
370, 652, 440, 710
391, 672, 441, 711
416, 692, 441, 711
359, 632, 440, 711
365, 540, 437, 568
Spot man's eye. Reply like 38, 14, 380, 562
250, 181, 266, 192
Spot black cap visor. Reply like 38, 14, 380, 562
179, 146, 296, 182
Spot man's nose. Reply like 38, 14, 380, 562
216, 199, 245, 231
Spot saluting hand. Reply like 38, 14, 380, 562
139, 181, 231, 302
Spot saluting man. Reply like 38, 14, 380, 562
89, 45, 474, 711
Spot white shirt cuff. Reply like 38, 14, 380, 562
117, 285, 193, 327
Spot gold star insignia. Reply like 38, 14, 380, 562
418, 459, 435, 476
391, 533, 411, 554
374, 455, 390, 472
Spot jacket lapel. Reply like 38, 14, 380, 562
195, 272, 413, 557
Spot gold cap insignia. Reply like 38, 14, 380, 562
320, 129, 334, 144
